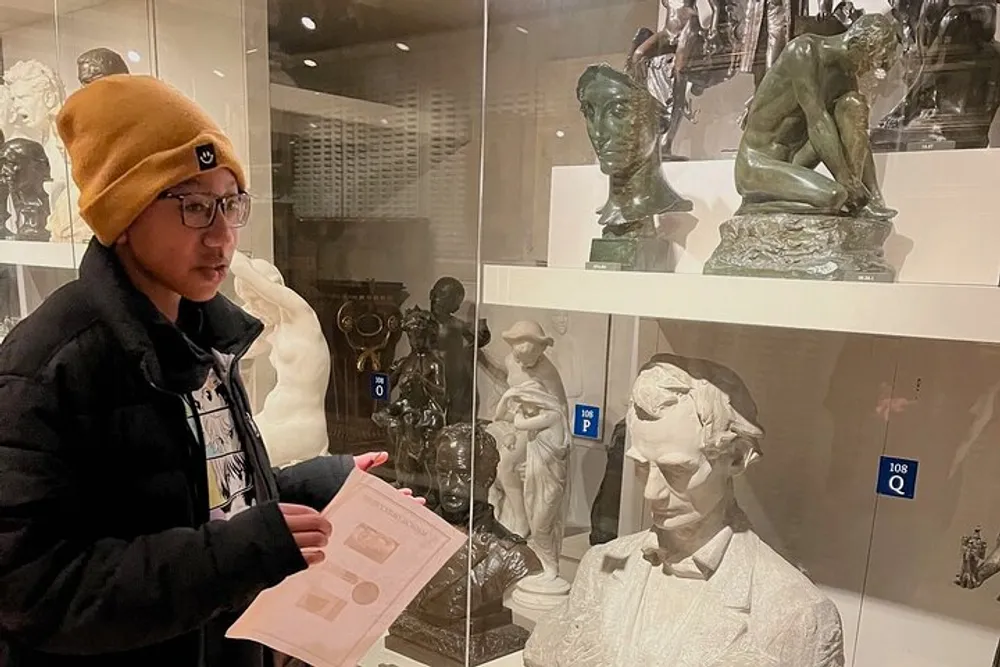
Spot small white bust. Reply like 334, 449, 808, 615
524, 353, 845, 667
231, 252, 330, 468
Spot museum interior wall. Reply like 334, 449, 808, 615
4, 0, 1000, 665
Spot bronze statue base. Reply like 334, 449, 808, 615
704, 212, 895, 282
387, 610, 529, 666
587, 236, 670, 272
14, 227, 50, 242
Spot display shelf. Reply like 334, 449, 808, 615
482, 264, 1000, 344
0, 240, 87, 269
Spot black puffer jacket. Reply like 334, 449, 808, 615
0, 240, 354, 667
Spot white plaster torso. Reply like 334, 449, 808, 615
232, 253, 330, 468
524, 524, 846, 667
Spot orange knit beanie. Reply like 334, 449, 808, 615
56, 74, 247, 245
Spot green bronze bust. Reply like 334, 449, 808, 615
576, 64, 692, 234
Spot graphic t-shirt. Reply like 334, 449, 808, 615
183, 352, 255, 521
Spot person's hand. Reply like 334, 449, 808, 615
280, 503, 332, 566
398, 487, 427, 506
353, 451, 426, 504
354, 451, 389, 472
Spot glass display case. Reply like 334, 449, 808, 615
4, 0, 1000, 666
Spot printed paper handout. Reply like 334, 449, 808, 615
227, 468, 465, 666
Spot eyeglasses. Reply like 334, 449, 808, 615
157, 191, 251, 229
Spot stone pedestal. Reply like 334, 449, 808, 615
510, 572, 571, 611
387, 610, 529, 667
704, 212, 895, 282
587, 235, 670, 272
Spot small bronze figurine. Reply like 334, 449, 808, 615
372, 306, 446, 496
77, 48, 130, 86
386, 422, 542, 666
429, 276, 490, 425
956, 525, 1000, 598
956, 526, 989, 589
1, 138, 51, 242
705, 14, 899, 281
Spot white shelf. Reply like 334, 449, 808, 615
482, 265, 1000, 344
0, 240, 87, 269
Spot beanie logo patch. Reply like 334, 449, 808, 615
195, 143, 217, 171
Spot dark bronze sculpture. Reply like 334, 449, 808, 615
577, 64, 692, 271
372, 306, 446, 496
873, 0, 1000, 151
625, 0, 862, 160
1, 138, 51, 242
705, 14, 899, 281
429, 276, 490, 425
77, 48, 130, 86
386, 422, 542, 666
589, 418, 626, 546
955, 524, 1000, 599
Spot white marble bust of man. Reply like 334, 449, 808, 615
524, 354, 844, 667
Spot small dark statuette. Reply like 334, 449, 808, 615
372, 306, 446, 499
429, 276, 490, 426
577, 64, 692, 271
77, 48, 130, 86
1, 138, 51, 242
589, 418, 626, 545
955, 524, 1000, 599
705, 14, 899, 281
386, 422, 542, 666
873, 0, 1000, 151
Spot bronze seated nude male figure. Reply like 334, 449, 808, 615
706, 13, 901, 281
735, 13, 897, 218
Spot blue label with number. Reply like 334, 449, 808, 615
573, 404, 601, 439
370, 373, 390, 401
876, 456, 919, 499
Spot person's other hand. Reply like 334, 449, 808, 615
398, 487, 427, 506
353, 452, 426, 504
354, 451, 389, 472
280, 503, 332, 566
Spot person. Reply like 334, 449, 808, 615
524, 355, 844, 667
0, 73, 414, 667
735, 13, 898, 218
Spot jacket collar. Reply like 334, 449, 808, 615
78, 238, 264, 393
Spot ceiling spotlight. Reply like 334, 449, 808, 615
212, 69, 225, 78
516, 25, 529, 34
395, 42, 410, 52
303, 59, 318, 68
301, 16, 316, 30
127, 50, 141, 63
555, 129, 565, 138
